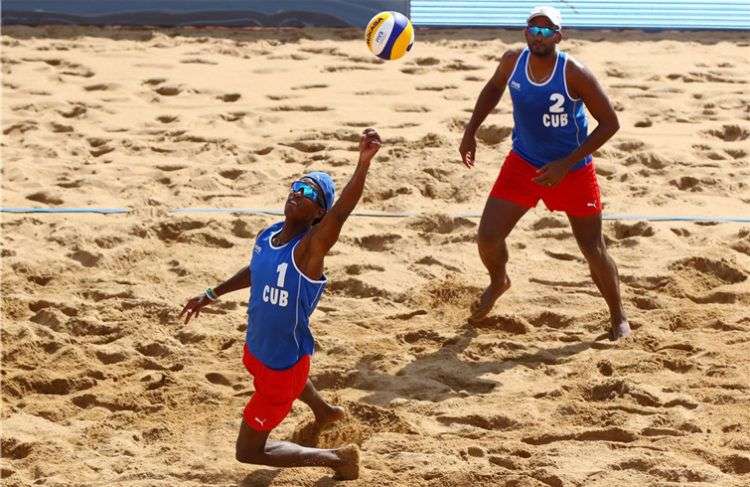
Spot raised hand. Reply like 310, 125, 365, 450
358, 128, 382, 164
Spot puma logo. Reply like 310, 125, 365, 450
254, 417, 267, 427
586, 202, 597, 208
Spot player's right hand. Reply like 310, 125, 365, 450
459, 134, 476, 168
179, 294, 211, 324
358, 128, 382, 164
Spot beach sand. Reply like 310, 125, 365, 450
2, 26, 750, 486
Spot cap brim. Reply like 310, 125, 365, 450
527, 14, 561, 28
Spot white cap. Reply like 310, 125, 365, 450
527, 6, 562, 29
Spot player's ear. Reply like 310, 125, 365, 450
313, 207, 325, 225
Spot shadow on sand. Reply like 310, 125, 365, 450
346, 317, 610, 406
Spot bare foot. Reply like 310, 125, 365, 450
315, 405, 346, 426
608, 320, 631, 341
333, 444, 360, 480
469, 276, 511, 322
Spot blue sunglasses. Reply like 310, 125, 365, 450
290, 180, 325, 208
527, 26, 559, 38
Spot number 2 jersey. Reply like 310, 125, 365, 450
507, 48, 592, 171
246, 222, 327, 370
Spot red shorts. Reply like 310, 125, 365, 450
490, 151, 602, 217
242, 345, 310, 431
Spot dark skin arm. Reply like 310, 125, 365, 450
533, 60, 620, 186
294, 129, 381, 279
179, 265, 251, 324
460, 49, 521, 168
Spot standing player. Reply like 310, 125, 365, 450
459, 6, 631, 340
180, 128, 382, 479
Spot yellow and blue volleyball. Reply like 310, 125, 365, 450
365, 11, 414, 60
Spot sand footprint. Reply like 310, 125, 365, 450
219, 169, 243, 180
343, 264, 385, 276
84, 83, 116, 92
217, 93, 241, 102
155, 85, 181, 96
611, 221, 655, 239
706, 124, 748, 141
87, 137, 114, 157
354, 234, 402, 251
281, 141, 325, 153
2, 120, 38, 135
440, 60, 482, 72
26, 191, 63, 205
50, 122, 74, 133
725, 148, 746, 159
327, 277, 389, 299
156, 115, 178, 123
142, 78, 167, 86
58, 105, 87, 118
68, 249, 102, 268
400, 67, 428, 75
415, 57, 440, 66
220, 112, 246, 122
476, 124, 512, 145
205, 372, 232, 386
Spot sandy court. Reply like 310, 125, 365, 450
2, 26, 750, 486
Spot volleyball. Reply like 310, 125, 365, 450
365, 11, 414, 60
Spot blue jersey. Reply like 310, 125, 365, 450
246, 222, 327, 370
507, 48, 591, 171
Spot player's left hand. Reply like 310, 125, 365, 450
533, 160, 571, 187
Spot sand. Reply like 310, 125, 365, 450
2, 25, 750, 486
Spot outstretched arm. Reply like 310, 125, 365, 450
460, 49, 520, 168
294, 129, 382, 279
179, 265, 251, 324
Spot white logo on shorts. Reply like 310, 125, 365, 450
254, 417, 267, 427
586, 202, 597, 208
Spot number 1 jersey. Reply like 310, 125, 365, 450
247, 222, 327, 370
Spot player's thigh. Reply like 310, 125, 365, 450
478, 197, 529, 243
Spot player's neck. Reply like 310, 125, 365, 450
527, 48, 557, 82
275, 221, 309, 245
529, 47, 557, 63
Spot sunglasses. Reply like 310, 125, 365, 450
526, 26, 559, 38
290, 180, 325, 208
